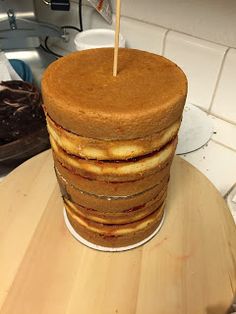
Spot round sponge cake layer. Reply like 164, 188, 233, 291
54, 159, 171, 197
42, 48, 187, 140
63, 185, 166, 225
57, 171, 169, 212
47, 113, 180, 160
51, 135, 177, 181
65, 201, 165, 247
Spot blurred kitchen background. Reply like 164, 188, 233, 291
0, 0, 236, 217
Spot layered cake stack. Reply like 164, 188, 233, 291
42, 48, 187, 248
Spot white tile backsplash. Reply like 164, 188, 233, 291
109, 0, 236, 49
120, 17, 167, 54
164, 31, 227, 111
210, 115, 236, 151
211, 48, 236, 124
181, 140, 236, 195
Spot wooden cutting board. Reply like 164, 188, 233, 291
0, 150, 235, 314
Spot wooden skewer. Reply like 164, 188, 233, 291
113, 0, 121, 77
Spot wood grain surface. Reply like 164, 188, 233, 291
0, 150, 235, 314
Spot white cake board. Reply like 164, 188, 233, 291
63, 208, 166, 252
176, 103, 214, 155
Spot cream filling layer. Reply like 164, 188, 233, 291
64, 187, 166, 224
56, 166, 168, 199
66, 202, 165, 236
47, 115, 180, 160
51, 136, 177, 176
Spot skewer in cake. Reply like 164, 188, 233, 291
42, 48, 187, 248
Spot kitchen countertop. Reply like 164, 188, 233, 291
1, 151, 235, 314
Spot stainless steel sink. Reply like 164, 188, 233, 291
5, 47, 57, 88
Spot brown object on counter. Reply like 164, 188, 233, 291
0, 80, 45, 145
0, 81, 50, 172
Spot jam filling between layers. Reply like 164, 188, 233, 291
50, 134, 174, 163
63, 186, 167, 225
55, 157, 171, 184
65, 200, 165, 236
50, 135, 177, 178
46, 112, 180, 160
56, 167, 169, 200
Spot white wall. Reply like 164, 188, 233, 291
109, 0, 236, 48
35, 0, 236, 48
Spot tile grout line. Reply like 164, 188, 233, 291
211, 139, 236, 153
184, 104, 236, 151
208, 112, 236, 127
187, 102, 236, 127
161, 29, 171, 56
119, 14, 232, 48
223, 182, 236, 200
116, 13, 171, 55
114, 14, 169, 30
208, 47, 231, 114
187, 102, 209, 113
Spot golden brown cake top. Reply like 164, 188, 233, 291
42, 48, 187, 140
